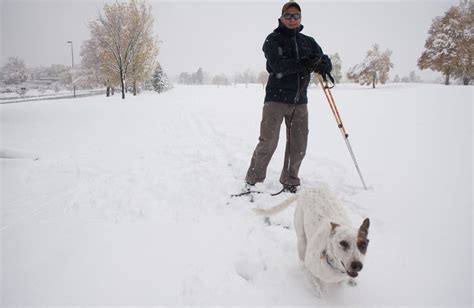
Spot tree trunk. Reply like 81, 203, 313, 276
112, 87, 115, 95
106, 86, 110, 97
445, 74, 450, 85
463, 77, 469, 85
133, 81, 137, 96
372, 76, 376, 88
120, 74, 126, 99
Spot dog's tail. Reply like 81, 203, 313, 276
252, 194, 299, 216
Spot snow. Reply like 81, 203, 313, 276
1, 83, 472, 306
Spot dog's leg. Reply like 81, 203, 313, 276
294, 204, 307, 261
305, 270, 323, 297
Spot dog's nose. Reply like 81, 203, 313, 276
350, 261, 363, 272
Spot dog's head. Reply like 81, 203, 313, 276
328, 218, 370, 278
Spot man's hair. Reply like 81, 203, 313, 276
281, 1, 301, 15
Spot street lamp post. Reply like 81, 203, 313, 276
67, 41, 76, 98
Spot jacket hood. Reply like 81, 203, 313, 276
274, 18, 304, 36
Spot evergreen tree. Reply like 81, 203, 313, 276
152, 63, 169, 93
195, 68, 204, 85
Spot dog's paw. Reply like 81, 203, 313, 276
347, 278, 357, 287
305, 271, 323, 297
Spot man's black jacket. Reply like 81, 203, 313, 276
263, 20, 323, 105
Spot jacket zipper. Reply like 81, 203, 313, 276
293, 35, 300, 103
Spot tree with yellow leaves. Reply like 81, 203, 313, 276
88, 0, 158, 99
418, 1, 473, 85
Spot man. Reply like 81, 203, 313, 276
245, 1, 332, 193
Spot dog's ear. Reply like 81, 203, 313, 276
358, 218, 370, 239
330, 222, 340, 236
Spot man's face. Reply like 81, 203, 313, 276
280, 7, 301, 29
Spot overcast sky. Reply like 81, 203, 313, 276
1, 0, 459, 81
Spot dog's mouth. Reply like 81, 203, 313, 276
347, 271, 359, 278
341, 261, 359, 278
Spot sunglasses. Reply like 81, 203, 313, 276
282, 13, 301, 21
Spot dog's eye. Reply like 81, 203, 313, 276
339, 241, 349, 250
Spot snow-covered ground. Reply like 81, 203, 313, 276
1, 83, 472, 306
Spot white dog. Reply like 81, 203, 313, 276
254, 187, 370, 293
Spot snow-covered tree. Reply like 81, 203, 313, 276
80, 37, 120, 96
257, 71, 268, 89
127, 4, 158, 96
330, 53, 342, 83
393, 74, 400, 83
0, 57, 28, 85
178, 72, 190, 85
212, 74, 230, 87
242, 69, 256, 88
88, 0, 158, 99
151, 63, 170, 93
409, 71, 422, 83
195, 68, 204, 85
418, 1, 473, 85
177, 69, 205, 85
347, 44, 393, 88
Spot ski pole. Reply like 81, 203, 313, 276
317, 74, 368, 190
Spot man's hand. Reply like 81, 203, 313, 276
300, 54, 321, 70
314, 54, 332, 74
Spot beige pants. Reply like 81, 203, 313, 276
246, 102, 309, 186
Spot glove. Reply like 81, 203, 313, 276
314, 54, 332, 74
301, 54, 321, 68
299, 54, 321, 75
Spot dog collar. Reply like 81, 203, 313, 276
321, 250, 346, 275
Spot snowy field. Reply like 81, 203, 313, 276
1, 83, 472, 306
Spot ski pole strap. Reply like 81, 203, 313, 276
322, 73, 335, 89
